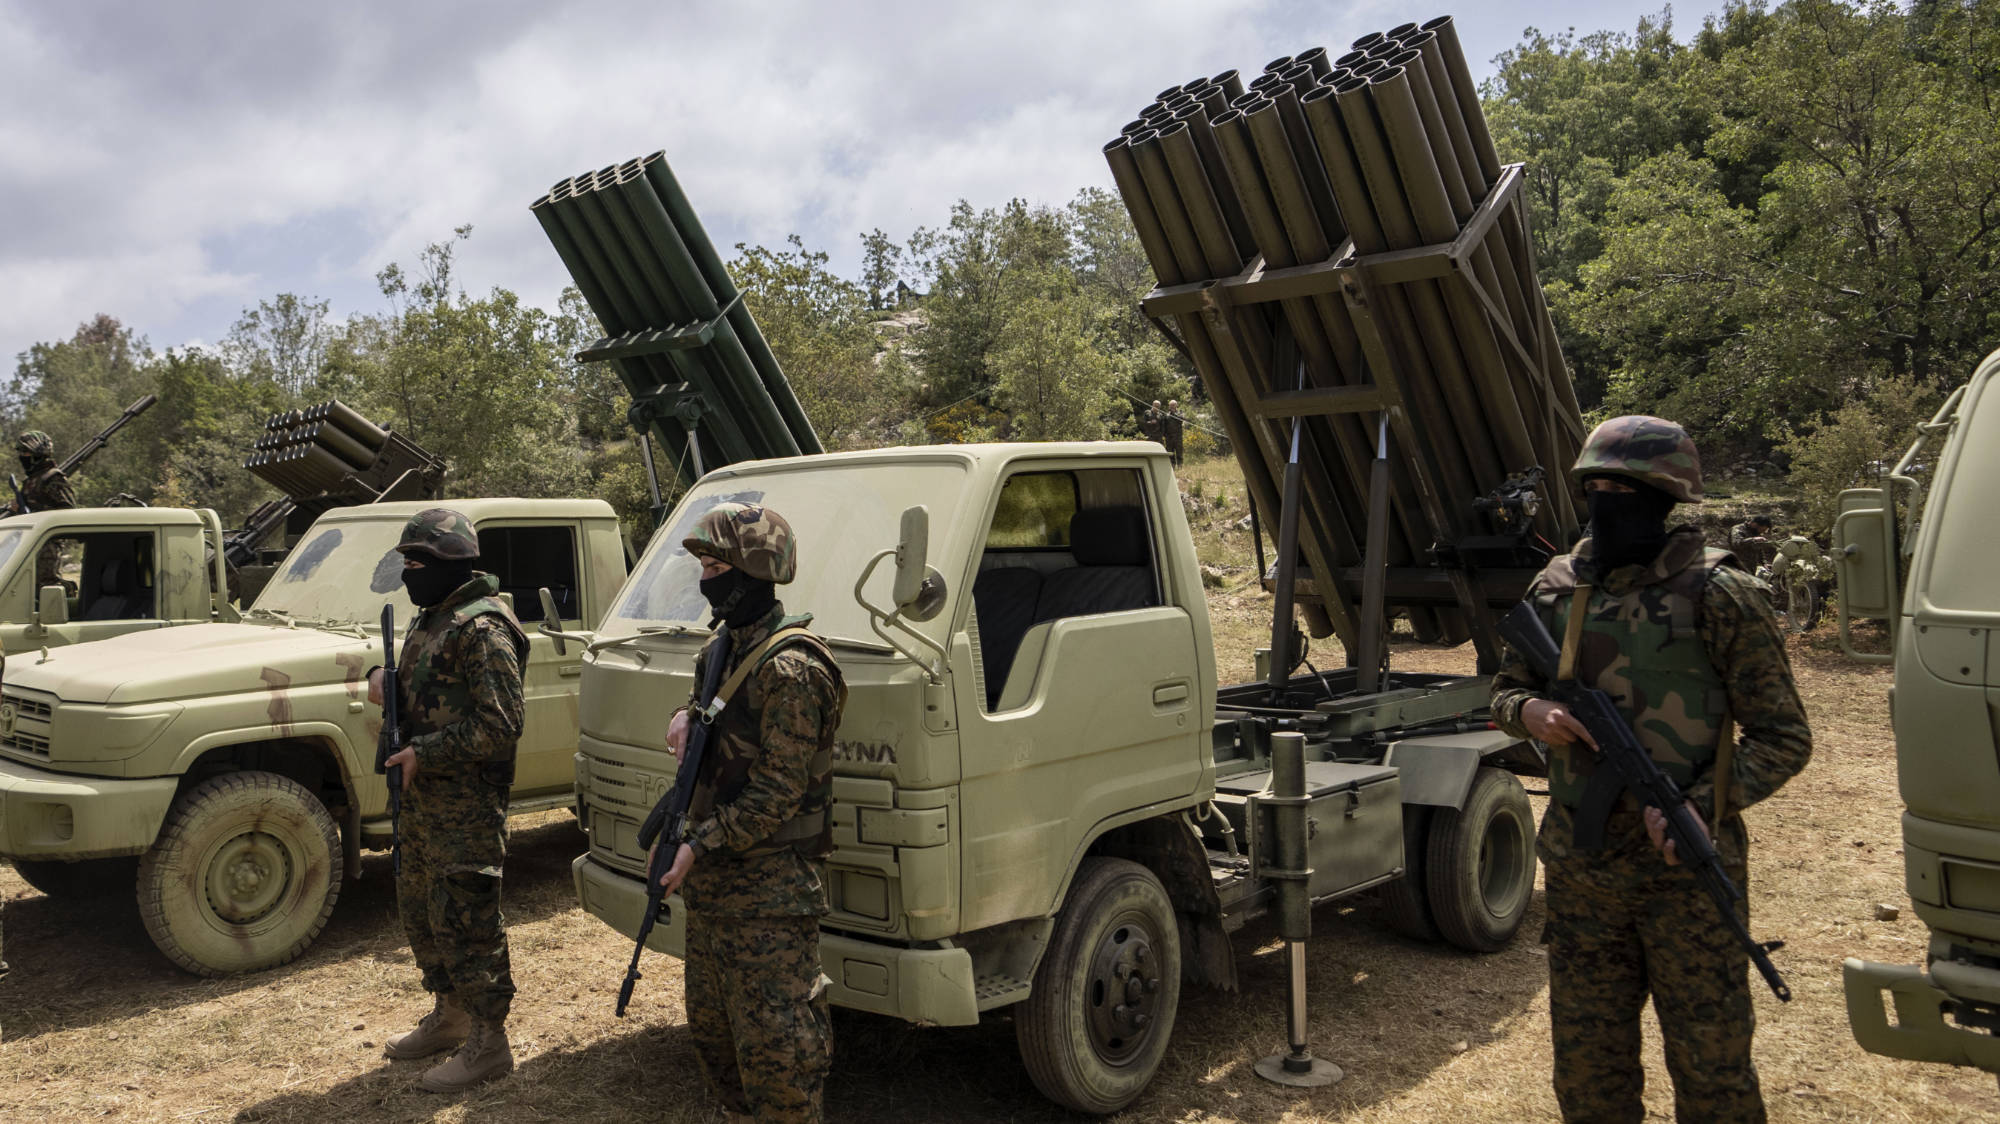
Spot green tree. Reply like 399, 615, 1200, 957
4, 315, 167, 504
732, 235, 894, 450
992, 280, 1117, 441
859, 228, 903, 310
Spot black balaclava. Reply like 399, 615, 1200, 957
1585, 477, 1677, 570
700, 567, 777, 629
18, 454, 43, 474
403, 557, 476, 608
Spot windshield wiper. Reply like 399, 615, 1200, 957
244, 607, 296, 626
585, 625, 711, 657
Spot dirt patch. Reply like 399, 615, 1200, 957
1, 457, 1995, 1121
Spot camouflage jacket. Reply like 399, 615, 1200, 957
679, 602, 845, 917
10, 465, 75, 515
1491, 527, 1812, 832
396, 572, 529, 776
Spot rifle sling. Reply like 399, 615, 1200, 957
696, 626, 835, 854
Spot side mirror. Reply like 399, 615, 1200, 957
892, 506, 947, 623
538, 587, 567, 657
37, 584, 68, 628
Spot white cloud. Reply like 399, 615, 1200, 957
0, 0, 1713, 363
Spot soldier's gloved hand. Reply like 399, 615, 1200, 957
1522, 698, 1598, 749
666, 708, 690, 762
1645, 801, 1705, 866
385, 743, 419, 789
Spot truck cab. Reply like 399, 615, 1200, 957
1843, 347, 2000, 1072
0, 497, 629, 976
0, 506, 234, 654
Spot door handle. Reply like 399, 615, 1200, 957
1152, 683, 1189, 706
557, 663, 583, 678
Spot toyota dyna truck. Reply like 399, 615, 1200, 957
0, 497, 629, 975
551, 28, 1586, 1108
1841, 346, 2000, 1075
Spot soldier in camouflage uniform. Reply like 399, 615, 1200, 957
1729, 514, 1777, 572
368, 508, 529, 1093
1491, 416, 1812, 1124
8, 431, 78, 592
656, 502, 846, 1124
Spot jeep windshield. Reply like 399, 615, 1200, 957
607, 459, 970, 644
247, 517, 417, 626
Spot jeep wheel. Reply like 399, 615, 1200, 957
1426, 767, 1535, 953
137, 772, 343, 976
11, 856, 138, 899
1015, 857, 1181, 1115
1379, 804, 1440, 941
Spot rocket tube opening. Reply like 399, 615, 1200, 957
1386, 48, 1420, 68
1350, 31, 1384, 51
1387, 21, 1419, 40
1263, 54, 1293, 72
1249, 71, 1282, 92
1335, 49, 1368, 68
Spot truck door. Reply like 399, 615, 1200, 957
953, 462, 1204, 931
19, 528, 173, 648
477, 522, 586, 797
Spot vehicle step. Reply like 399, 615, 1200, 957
974, 972, 1031, 1010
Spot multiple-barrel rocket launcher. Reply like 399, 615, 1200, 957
530, 152, 822, 526
1105, 15, 1586, 687
226, 400, 446, 602
1107, 16, 1589, 1085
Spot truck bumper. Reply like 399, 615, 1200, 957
572, 853, 979, 1026
1844, 957, 2000, 1070
0, 755, 177, 859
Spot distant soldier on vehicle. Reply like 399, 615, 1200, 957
1491, 416, 1812, 1124
1163, 399, 1185, 466
1729, 513, 1778, 572
8, 431, 78, 591
657, 503, 846, 1123
367, 508, 529, 1093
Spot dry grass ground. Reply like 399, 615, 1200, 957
2, 455, 1996, 1122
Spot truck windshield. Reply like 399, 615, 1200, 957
608, 460, 970, 642
0, 529, 25, 576
249, 518, 416, 625
1926, 381, 2000, 613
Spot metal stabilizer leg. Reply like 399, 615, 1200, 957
1255, 731, 1344, 1088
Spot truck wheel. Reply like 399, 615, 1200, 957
11, 856, 138, 899
1379, 805, 1440, 941
1015, 857, 1181, 1115
1426, 767, 1535, 953
137, 771, 344, 976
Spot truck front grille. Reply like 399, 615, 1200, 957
0, 688, 55, 762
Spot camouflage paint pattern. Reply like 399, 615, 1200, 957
10, 460, 77, 589
685, 910, 832, 1122
1530, 531, 1732, 806
13, 432, 54, 461
678, 601, 845, 1122
681, 503, 798, 583
1543, 802, 1764, 1124
393, 572, 529, 1023
395, 508, 481, 561
1571, 415, 1704, 503
1492, 527, 1811, 1124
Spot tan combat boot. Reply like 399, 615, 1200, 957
383, 993, 469, 1060
419, 1017, 514, 1093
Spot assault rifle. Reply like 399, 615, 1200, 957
6, 474, 25, 515
376, 604, 404, 876
1498, 602, 1792, 1002
616, 623, 732, 1017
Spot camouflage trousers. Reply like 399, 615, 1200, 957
396, 780, 514, 1022
685, 909, 832, 1122
1543, 804, 1764, 1124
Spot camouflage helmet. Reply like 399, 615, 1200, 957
683, 502, 796, 583
395, 508, 480, 560
1570, 415, 1704, 504
15, 431, 54, 461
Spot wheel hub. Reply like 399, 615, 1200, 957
1085, 922, 1162, 1064
207, 831, 291, 924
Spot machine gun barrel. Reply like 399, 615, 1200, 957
57, 394, 157, 478
223, 498, 297, 570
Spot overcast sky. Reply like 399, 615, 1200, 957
0, 1, 1713, 367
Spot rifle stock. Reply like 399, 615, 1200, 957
617, 623, 732, 1016
1498, 602, 1792, 1001
376, 604, 404, 877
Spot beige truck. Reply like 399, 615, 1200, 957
570, 444, 1543, 1113
0, 505, 239, 657
0, 497, 628, 975
1841, 347, 2000, 1073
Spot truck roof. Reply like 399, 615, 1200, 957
0, 506, 212, 529
699, 441, 1169, 480
313, 497, 619, 523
